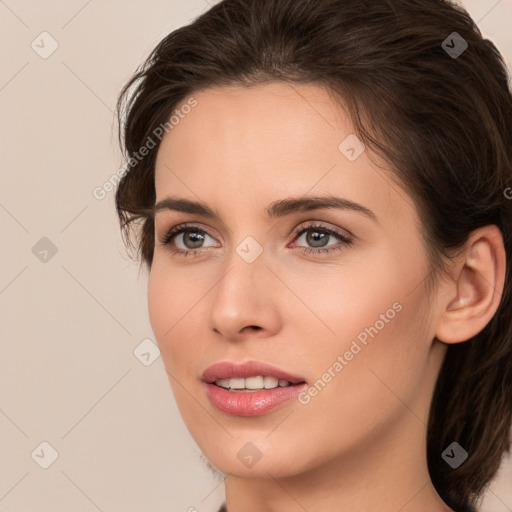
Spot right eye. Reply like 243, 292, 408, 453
159, 224, 219, 257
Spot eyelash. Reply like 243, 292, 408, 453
158, 222, 354, 258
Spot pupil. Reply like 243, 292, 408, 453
185, 232, 204, 249
307, 231, 328, 248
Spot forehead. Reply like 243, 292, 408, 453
156, 82, 365, 184
158, 82, 349, 164
153, 82, 415, 231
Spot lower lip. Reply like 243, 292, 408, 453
205, 382, 307, 416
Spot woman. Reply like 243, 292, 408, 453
114, 1, 512, 511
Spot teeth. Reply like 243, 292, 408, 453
215, 379, 230, 388
264, 376, 279, 389
229, 378, 245, 389
214, 376, 293, 390
245, 376, 264, 389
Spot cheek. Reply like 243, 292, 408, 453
286, 249, 415, 353
147, 266, 170, 345
311, 294, 430, 451
147, 263, 199, 374
291, 247, 432, 410
147, 266, 206, 420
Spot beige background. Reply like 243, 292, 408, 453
0, 1, 511, 511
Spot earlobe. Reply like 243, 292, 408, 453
435, 225, 506, 344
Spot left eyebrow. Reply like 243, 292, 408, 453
152, 194, 378, 222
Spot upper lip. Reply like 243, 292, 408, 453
202, 361, 306, 384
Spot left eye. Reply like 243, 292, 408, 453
292, 223, 354, 254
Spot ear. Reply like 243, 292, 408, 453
435, 225, 506, 344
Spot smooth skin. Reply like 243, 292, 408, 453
148, 82, 506, 512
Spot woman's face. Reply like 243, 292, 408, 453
148, 82, 446, 478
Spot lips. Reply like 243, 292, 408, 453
202, 361, 307, 417
202, 360, 306, 385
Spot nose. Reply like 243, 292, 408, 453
208, 251, 281, 342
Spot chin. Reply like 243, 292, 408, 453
195, 435, 315, 479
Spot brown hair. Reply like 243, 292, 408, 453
115, 0, 512, 509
